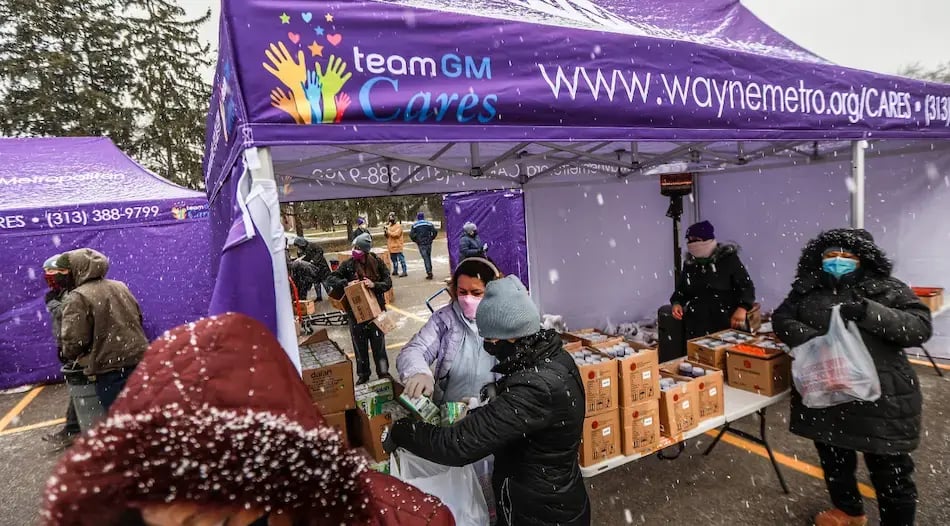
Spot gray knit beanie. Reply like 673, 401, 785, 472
353, 233, 372, 252
476, 275, 541, 340
463, 222, 477, 235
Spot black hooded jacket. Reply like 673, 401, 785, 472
390, 330, 589, 526
670, 244, 756, 338
772, 229, 932, 454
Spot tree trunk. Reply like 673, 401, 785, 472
292, 202, 304, 236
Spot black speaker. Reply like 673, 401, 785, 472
657, 304, 687, 363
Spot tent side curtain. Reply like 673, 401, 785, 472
220, 0, 950, 149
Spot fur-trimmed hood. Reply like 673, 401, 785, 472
684, 242, 738, 265
793, 229, 893, 289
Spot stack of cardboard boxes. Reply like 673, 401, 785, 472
571, 339, 663, 467
659, 358, 725, 425
687, 330, 792, 397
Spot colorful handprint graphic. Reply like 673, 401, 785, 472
334, 93, 351, 123
316, 55, 352, 123
270, 87, 304, 124
302, 71, 324, 124
263, 42, 312, 124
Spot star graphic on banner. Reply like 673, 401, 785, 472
279, 12, 290, 24
308, 41, 324, 57
314, 26, 325, 36
325, 13, 334, 22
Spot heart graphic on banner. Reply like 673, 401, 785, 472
327, 33, 342, 46
302, 12, 313, 23
288, 32, 300, 44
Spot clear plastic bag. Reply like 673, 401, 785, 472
790, 305, 882, 408
391, 449, 490, 526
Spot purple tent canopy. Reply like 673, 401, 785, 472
205, 0, 950, 361
0, 137, 213, 389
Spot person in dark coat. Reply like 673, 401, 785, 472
386, 275, 590, 526
42, 313, 455, 526
325, 233, 393, 384
773, 228, 931, 526
352, 217, 371, 241
410, 212, 438, 280
459, 222, 486, 260
293, 237, 331, 300
40, 254, 81, 449
670, 221, 756, 338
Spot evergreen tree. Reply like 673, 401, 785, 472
0, 0, 138, 146
125, 0, 211, 189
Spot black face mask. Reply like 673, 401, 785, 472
483, 339, 518, 359
53, 273, 74, 291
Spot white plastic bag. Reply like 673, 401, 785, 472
790, 305, 882, 408
391, 449, 490, 526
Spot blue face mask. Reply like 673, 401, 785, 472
822, 257, 859, 279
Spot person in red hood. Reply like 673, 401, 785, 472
42, 312, 454, 526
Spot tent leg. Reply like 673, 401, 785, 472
850, 140, 867, 229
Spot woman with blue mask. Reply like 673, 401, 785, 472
773, 229, 932, 526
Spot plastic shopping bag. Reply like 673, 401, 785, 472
391, 449, 490, 526
790, 305, 882, 408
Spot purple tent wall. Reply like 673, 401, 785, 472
525, 177, 675, 329
0, 220, 212, 389
445, 191, 528, 287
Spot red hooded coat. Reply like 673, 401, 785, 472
43, 313, 454, 526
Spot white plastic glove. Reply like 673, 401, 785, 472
482, 243, 488, 251
404, 373, 435, 399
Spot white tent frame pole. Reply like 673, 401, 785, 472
850, 140, 867, 229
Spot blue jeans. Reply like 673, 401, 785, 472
390, 252, 407, 274
95, 367, 135, 412
419, 244, 433, 275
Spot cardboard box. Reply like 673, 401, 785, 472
660, 359, 724, 422
621, 400, 661, 457
567, 329, 623, 348
726, 346, 792, 397
297, 299, 317, 315
657, 372, 700, 439
686, 337, 732, 372
354, 409, 393, 462
571, 349, 619, 416
579, 408, 621, 467
299, 331, 356, 415
345, 282, 382, 323
614, 347, 660, 407
355, 378, 395, 416
384, 288, 395, 305
913, 287, 944, 312
561, 337, 583, 353
330, 296, 346, 311
373, 311, 398, 334
323, 410, 349, 446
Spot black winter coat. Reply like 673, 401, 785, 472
288, 259, 328, 298
773, 229, 931, 454
390, 330, 590, 526
459, 233, 485, 259
670, 244, 755, 338
324, 254, 392, 318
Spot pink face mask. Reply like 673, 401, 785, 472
351, 249, 365, 261
457, 294, 482, 320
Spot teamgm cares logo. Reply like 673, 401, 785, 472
171, 203, 209, 220
263, 9, 499, 125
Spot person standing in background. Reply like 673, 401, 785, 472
58, 248, 149, 411
292, 237, 331, 301
40, 254, 81, 449
385, 212, 408, 278
670, 220, 755, 338
459, 222, 487, 260
352, 217, 371, 241
410, 212, 438, 280
325, 234, 393, 384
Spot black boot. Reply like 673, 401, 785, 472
426, 273, 434, 280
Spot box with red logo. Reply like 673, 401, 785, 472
569, 348, 619, 416
566, 329, 623, 348
620, 400, 661, 457
579, 408, 621, 467
612, 344, 660, 407
660, 358, 724, 422
657, 372, 700, 440
726, 344, 791, 397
